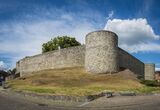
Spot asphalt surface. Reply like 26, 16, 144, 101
1, 90, 160, 110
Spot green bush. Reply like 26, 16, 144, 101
140, 80, 160, 87
42, 36, 81, 53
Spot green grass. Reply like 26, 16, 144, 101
7, 67, 160, 96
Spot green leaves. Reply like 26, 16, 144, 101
42, 36, 81, 53
140, 79, 160, 87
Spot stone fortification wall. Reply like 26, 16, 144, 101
85, 30, 119, 73
144, 63, 155, 80
17, 45, 85, 76
16, 30, 154, 80
118, 48, 144, 77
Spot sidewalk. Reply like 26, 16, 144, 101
82, 94, 160, 108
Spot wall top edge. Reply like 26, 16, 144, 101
86, 30, 118, 37
18, 45, 85, 62
145, 63, 155, 65
118, 47, 144, 64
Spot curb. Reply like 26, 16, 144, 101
1, 88, 160, 103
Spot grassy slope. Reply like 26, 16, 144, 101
8, 67, 160, 96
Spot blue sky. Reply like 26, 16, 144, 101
0, 0, 160, 70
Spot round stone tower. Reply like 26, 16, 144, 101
85, 30, 119, 74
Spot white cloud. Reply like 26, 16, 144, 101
121, 43, 160, 53
0, 61, 4, 66
0, 9, 99, 68
104, 18, 160, 53
0, 61, 5, 70
61, 14, 73, 21
156, 63, 160, 71
156, 68, 160, 71
0, 19, 96, 55
106, 11, 114, 20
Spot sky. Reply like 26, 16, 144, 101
0, 0, 160, 70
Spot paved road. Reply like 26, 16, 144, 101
1, 91, 160, 110
83, 95, 160, 110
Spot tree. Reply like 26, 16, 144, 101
7, 68, 16, 75
42, 36, 81, 53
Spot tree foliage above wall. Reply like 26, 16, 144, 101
42, 36, 81, 53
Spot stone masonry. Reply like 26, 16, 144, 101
85, 31, 119, 73
144, 63, 155, 80
16, 30, 155, 80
